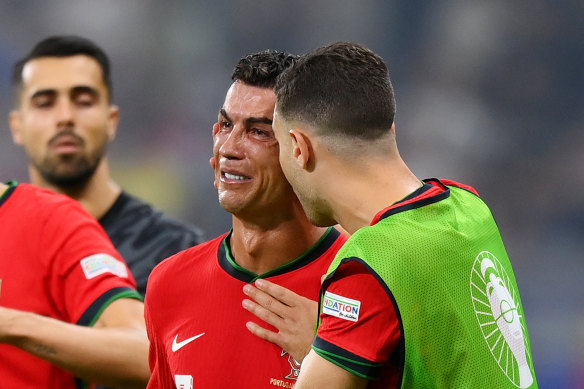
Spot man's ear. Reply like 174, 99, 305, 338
209, 157, 218, 189
289, 128, 313, 171
9, 110, 24, 145
212, 122, 220, 137
107, 105, 120, 141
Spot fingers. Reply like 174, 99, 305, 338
244, 320, 282, 347
243, 283, 288, 317
242, 300, 287, 351
252, 279, 301, 307
242, 297, 284, 327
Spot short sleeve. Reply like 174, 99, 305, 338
42, 200, 141, 325
314, 260, 401, 380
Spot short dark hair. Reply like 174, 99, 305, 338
231, 50, 298, 89
275, 42, 396, 139
12, 35, 113, 100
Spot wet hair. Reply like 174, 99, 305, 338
12, 35, 113, 100
275, 42, 396, 139
231, 50, 298, 89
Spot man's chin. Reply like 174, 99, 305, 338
40, 167, 94, 189
306, 212, 336, 228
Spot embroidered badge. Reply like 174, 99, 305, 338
281, 349, 301, 380
323, 291, 361, 322
80, 254, 128, 279
174, 375, 193, 389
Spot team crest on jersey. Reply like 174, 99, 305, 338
174, 374, 193, 389
323, 291, 361, 322
470, 251, 534, 388
281, 349, 301, 380
80, 253, 128, 279
268, 350, 299, 388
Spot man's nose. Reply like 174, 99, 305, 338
55, 99, 75, 127
219, 127, 245, 159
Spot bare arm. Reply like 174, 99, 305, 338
0, 298, 149, 388
295, 350, 368, 389
242, 279, 318, 362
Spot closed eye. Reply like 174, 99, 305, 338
71, 87, 99, 107
31, 90, 56, 109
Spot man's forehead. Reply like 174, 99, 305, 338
21, 55, 105, 90
222, 81, 275, 117
220, 105, 274, 121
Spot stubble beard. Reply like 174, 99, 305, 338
34, 144, 105, 192
294, 185, 336, 228
304, 202, 336, 227
218, 190, 247, 216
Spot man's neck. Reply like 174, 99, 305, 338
325, 157, 422, 235
229, 210, 328, 275
29, 159, 121, 220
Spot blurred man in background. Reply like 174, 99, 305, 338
9, 35, 203, 296
145, 50, 347, 388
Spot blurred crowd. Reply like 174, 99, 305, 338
0, 1, 581, 386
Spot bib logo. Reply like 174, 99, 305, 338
470, 251, 534, 388
322, 291, 361, 322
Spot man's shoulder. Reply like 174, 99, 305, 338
101, 191, 204, 243
146, 233, 227, 295
149, 234, 227, 276
9, 183, 94, 222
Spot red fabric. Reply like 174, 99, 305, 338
0, 184, 137, 388
439, 179, 480, 196
370, 181, 445, 225
317, 260, 401, 388
371, 179, 479, 226
146, 231, 347, 389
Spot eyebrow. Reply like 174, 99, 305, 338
30, 85, 99, 100
219, 108, 272, 127
30, 89, 56, 100
70, 86, 99, 98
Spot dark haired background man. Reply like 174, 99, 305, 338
9, 35, 203, 296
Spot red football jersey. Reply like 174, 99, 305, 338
0, 183, 141, 388
145, 227, 346, 389
315, 261, 401, 388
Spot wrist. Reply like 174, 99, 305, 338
0, 306, 30, 346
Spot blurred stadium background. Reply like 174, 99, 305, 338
0, 1, 581, 386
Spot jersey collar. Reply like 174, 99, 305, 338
218, 227, 341, 283
0, 181, 18, 208
370, 178, 450, 225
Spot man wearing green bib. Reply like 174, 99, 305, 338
263, 42, 538, 388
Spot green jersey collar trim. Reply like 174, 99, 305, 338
218, 227, 341, 283
0, 181, 18, 208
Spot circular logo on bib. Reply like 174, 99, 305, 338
470, 251, 534, 388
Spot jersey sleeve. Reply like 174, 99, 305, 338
313, 260, 401, 380
42, 200, 141, 326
